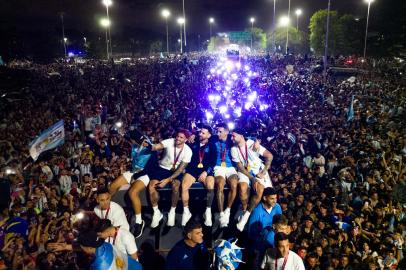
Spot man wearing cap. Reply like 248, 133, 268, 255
230, 128, 274, 231
78, 230, 142, 270
181, 125, 217, 226
212, 123, 239, 228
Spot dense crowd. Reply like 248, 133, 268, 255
0, 53, 405, 270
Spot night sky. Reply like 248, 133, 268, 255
1, 0, 370, 38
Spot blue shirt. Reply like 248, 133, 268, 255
131, 144, 151, 172
247, 203, 282, 251
214, 140, 233, 167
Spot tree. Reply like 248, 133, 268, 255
338, 14, 363, 55
244, 27, 267, 51
149, 40, 162, 54
309, 10, 341, 55
309, 10, 365, 56
267, 27, 308, 54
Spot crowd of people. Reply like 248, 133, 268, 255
0, 52, 405, 270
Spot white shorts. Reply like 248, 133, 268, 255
214, 166, 238, 179
123, 171, 150, 187
238, 171, 272, 188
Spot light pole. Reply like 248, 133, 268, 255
100, 18, 111, 60
161, 9, 171, 56
209, 17, 214, 39
63, 37, 68, 57
295, 9, 302, 30
286, 0, 291, 54
182, 0, 186, 48
177, 17, 185, 53
272, 0, 277, 53
363, 0, 374, 59
250, 17, 255, 51
279, 16, 290, 54
323, 0, 331, 77
60, 13, 67, 58
102, 0, 113, 58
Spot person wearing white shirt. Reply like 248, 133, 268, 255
261, 232, 305, 270
94, 188, 130, 231
59, 169, 72, 195
231, 129, 274, 231
96, 219, 138, 261
149, 131, 193, 228
124, 129, 192, 237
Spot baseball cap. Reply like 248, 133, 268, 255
78, 230, 104, 248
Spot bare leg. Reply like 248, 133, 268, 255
239, 182, 249, 211
148, 180, 160, 207
109, 175, 128, 196
226, 175, 238, 209
181, 173, 196, 207
215, 176, 225, 212
248, 183, 264, 212
171, 180, 181, 208
128, 180, 146, 215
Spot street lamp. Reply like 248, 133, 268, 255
182, 0, 186, 48
295, 9, 302, 30
250, 17, 255, 50
278, 16, 290, 53
100, 18, 111, 59
161, 9, 171, 56
209, 17, 214, 39
177, 17, 185, 53
272, 0, 277, 53
286, 0, 291, 54
323, 0, 331, 77
60, 13, 67, 58
363, 0, 374, 59
102, 0, 113, 58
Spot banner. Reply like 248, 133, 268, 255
93, 242, 142, 270
29, 120, 65, 161
347, 95, 354, 122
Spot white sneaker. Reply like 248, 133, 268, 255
181, 211, 192, 226
151, 210, 163, 228
236, 212, 250, 231
167, 210, 176, 227
219, 211, 230, 228
203, 208, 212, 227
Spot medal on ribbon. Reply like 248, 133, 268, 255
198, 144, 206, 169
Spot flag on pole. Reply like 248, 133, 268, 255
347, 95, 354, 122
29, 120, 65, 161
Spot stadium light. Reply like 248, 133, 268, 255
295, 9, 302, 30
363, 0, 374, 59
161, 9, 171, 55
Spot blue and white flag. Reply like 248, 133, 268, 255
29, 120, 65, 161
92, 242, 142, 270
213, 239, 244, 270
347, 95, 354, 122
287, 133, 296, 144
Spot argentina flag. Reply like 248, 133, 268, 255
29, 120, 65, 161
347, 95, 354, 122
92, 242, 142, 270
